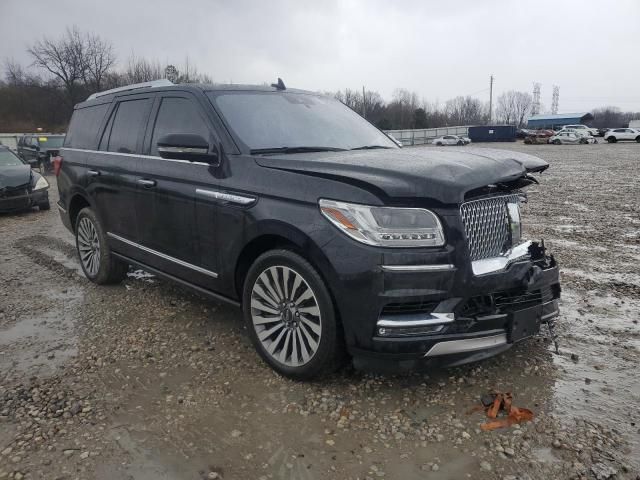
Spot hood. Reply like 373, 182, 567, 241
0, 164, 31, 190
255, 147, 548, 204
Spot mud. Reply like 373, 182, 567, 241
0, 141, 638, 480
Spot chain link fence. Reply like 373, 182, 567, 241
384, 126, 470, 146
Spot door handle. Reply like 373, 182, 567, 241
87, 170, 100, 177
137, 179, 157, 188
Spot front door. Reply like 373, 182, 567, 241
135, 93, 220, 288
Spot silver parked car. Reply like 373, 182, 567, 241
548, 131, 595, 145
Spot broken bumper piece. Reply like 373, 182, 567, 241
351, 240, 560, 373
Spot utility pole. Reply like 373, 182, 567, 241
362, 86, 366, 119
551, 86, 559, 115
488, 75, 494, 124
532, 82, 541, 116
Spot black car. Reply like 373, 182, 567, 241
55, 80, 560, 379
0, 145, 50, 212
17, 134, 65, 172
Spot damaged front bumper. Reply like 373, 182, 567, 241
347, 241, 560, 372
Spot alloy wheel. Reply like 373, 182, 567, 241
77, 217, 101, 277
250, 266, 322, 367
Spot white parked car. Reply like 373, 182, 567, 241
432, 135, 470, 146
559, 128, 591, 138
548, 131, 596, 145
604, 128, 640, 143
559, 124, 598, 136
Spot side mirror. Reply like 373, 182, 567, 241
157, 133, 219, 165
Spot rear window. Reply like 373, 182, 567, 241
103, 99, 152, 154
65, 104, 109, 149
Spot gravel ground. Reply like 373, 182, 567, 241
0, 141, 638, 480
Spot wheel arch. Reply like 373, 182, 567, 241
68, 193, 92, 233
233, 222, 339, 307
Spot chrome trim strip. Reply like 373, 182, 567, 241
424, 333, 508, 357
107, 233, 218, 278
381, 264, 455, 272
541, 310, 559, 321
471, 240, 532, 276
475, 313, 508, 321
60, 148, 209, 166
377, 312, 455, 328
158, 145, 208, 155
57, 203, 67, 214
195, 188, 255, 206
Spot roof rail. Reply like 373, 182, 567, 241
86, 79, 173, 101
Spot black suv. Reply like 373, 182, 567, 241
55, 80, 560, 379
18, 134, 66, 172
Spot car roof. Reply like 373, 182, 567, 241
76, 82, 320, 109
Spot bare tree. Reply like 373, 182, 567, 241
497, 91, 532, 127
28, 27, 115, 108
3, 59, 27, 86
123, 55, 164, 84
28, 27, 86, 107
84, 34, 116, 91
445, 96, 485, 125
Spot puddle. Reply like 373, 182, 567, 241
0, 310, 77, 377
562, 267, 640, 288
532, 447, 560, 464
551, 288, 640, 468
0, 287, 82, 379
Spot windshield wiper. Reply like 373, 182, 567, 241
350, 145, 393, 150
250, 146, 347, 155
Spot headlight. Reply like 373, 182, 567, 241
319, 199, 445, 247
507, 196, 524, 245
33, 175, 49, 191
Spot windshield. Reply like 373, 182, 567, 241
0, 149, 25, 167
207, 91, 396, 152
38, 136, 65, 148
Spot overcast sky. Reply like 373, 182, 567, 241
2, 0, 640, 112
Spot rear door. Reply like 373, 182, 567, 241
135, 92, 220, 288
89, 94, 154, 256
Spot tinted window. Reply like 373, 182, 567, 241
208, 91, 396, 151
65, 104, 109, 149
106, 99, 151, 154
38, 136, 65, 148
614, 129, 625, 133
150, 97, 209, 155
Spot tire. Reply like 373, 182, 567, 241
75, 207, 128, 284
38, 200, 50, 211
579, 138, 587, 144
457, 140, 464, 146
553, 139, 561, 145
607, 137, 617, 143
636, 136, 640, 143
242, 249, 345, 380
436, 142, 443, 146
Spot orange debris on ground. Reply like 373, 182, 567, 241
472, 392, 534, 431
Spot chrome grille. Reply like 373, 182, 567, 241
460, 195, 519, 261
